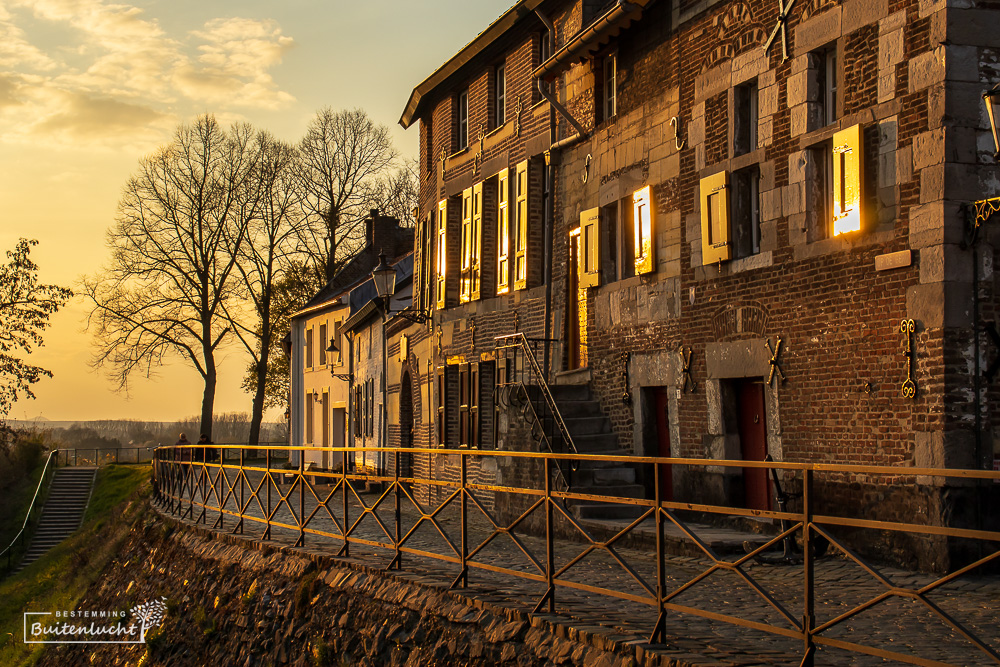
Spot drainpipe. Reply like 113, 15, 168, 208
535, 9, 587, 380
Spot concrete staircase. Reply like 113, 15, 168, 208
17, 467, 96, 571
545, 385, 645, 521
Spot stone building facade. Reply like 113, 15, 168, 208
393, 0, 1000, 567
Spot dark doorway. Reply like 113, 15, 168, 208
399, 371, 414, 484
640, 386, 673, 502
734, 379, 769, 511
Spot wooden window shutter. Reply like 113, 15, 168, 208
472, 182, 483, 301
580, 207, 600, 288
436, 367, 446, 446
632, 186, 654, 275
514, 159, 529, 290
832, 124, 863, 236
436, 200, 447, 309
460, 188, 473, 303
699, 171, 731, 265
497, 168, 510, 295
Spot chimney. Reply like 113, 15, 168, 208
367, 208, 379, 248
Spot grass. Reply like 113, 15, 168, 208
0, 465, 48, 564
0, 464, 150, 667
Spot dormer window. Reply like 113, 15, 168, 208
457, 90, 469, 150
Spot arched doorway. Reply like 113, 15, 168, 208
399, 370, 414, 483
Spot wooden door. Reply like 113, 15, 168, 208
737, 380, 769, 511
654, 387, 673, 501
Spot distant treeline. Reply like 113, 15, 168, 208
10, 413, 287, 450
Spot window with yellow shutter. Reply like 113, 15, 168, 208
699, 171, 731, 265
514, 160, 528, 290
436, 200, 447, 309
633, 186, 654, 275
471, 183, 483, 300
832, 124, 863, 236
496, 169, 510, 295
580, 207, 600, 288
460, 187, 473, 303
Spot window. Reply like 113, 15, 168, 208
603, 54, 617, 120
436, 367, 447, 446
306, 393, 315, 443
321, 392, 330, 447
580, 208, 600, 287
305, 328, 314, 370
633, 186, 654, 274
539, 31, 552, 97
699, 171, 731, 265
832, 124, 863, 236
318, 323, 327, 365
354, 385, 362, 438
422, 211, 433, 310
495, 65, 506, 126
459, 184, 482, 303
600, 204, 618, 284
457, 90, 469, 151
436, 200, 447, 308
459, 363, 479, 448
734, 79, 758, 157
814, 47, 838, 127
732, 167, 761, 259
513, 160, 529, 290
497, 168, 510, 295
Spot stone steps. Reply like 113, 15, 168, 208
15, 468, 96, 571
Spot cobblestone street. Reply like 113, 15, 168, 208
158, 464, 1000, 666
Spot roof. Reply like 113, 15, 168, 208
399, 0, 547, 129
342, 254, 415, 333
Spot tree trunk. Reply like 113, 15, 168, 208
248, 351, 268, 447
200, 361, 217, 442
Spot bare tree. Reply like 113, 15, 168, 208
297, 107, 398, 286
372, 158, 419, 228
82, 115, 259, 440
226, 130, 304, 446
0, 239, 72, 425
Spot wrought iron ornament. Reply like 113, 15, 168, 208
622, 352, 631, 404
763, 0, 797, 62
899, 319, 917, 398
680, 346, 695, 392
765, 336, 786, 386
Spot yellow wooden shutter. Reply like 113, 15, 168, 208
460, 187, 472, 303
472, 182, 483, 301
496, 169, 510, 295
633, 186, 654, 275
832, 124, 863, 236
436, 199, 447, 309
700, 171, 731, 265
514, 159, 528, 290
580, 207, 600, 287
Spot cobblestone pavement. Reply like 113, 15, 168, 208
160, 465, 1000, 666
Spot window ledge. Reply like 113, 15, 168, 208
728, 251, 774, 274
792, 229, 895, 262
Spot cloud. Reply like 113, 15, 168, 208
0, 2, 296, 148
176, 18, 295, 110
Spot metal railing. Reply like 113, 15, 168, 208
494, 333, 579, 487
1, 449, 60, 574
56, 446, 156, 467
154, 444, 1000, 666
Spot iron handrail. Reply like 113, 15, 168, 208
0, 448, 60, 572
154, 444, 1000, 667
494, 332, 579, 458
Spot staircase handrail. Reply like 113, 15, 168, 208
0, 448, 61, 572
494, 333, 579, 457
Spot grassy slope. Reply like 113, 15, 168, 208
0, 466, 47, 563
0, 465, 150, 667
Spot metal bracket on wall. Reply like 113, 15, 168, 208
622, 352, 631, 404
899, 319, 917, 399
680, 346, 695, 392
765, 337, 786, 387
436, 328, 443, 357
469, 317, 477, 350
582, 154, 592, 184
670, 116, 686, 150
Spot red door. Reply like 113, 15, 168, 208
654, 388, 673, 501
737, 380, 769, 511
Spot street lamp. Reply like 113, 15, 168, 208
371, 250, 396, 478
984, 83, 1000, 161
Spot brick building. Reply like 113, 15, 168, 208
393, 0, 1000, 567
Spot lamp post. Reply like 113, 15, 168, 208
371, 251, 396, 477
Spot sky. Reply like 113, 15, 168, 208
1, 0, 512, 423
